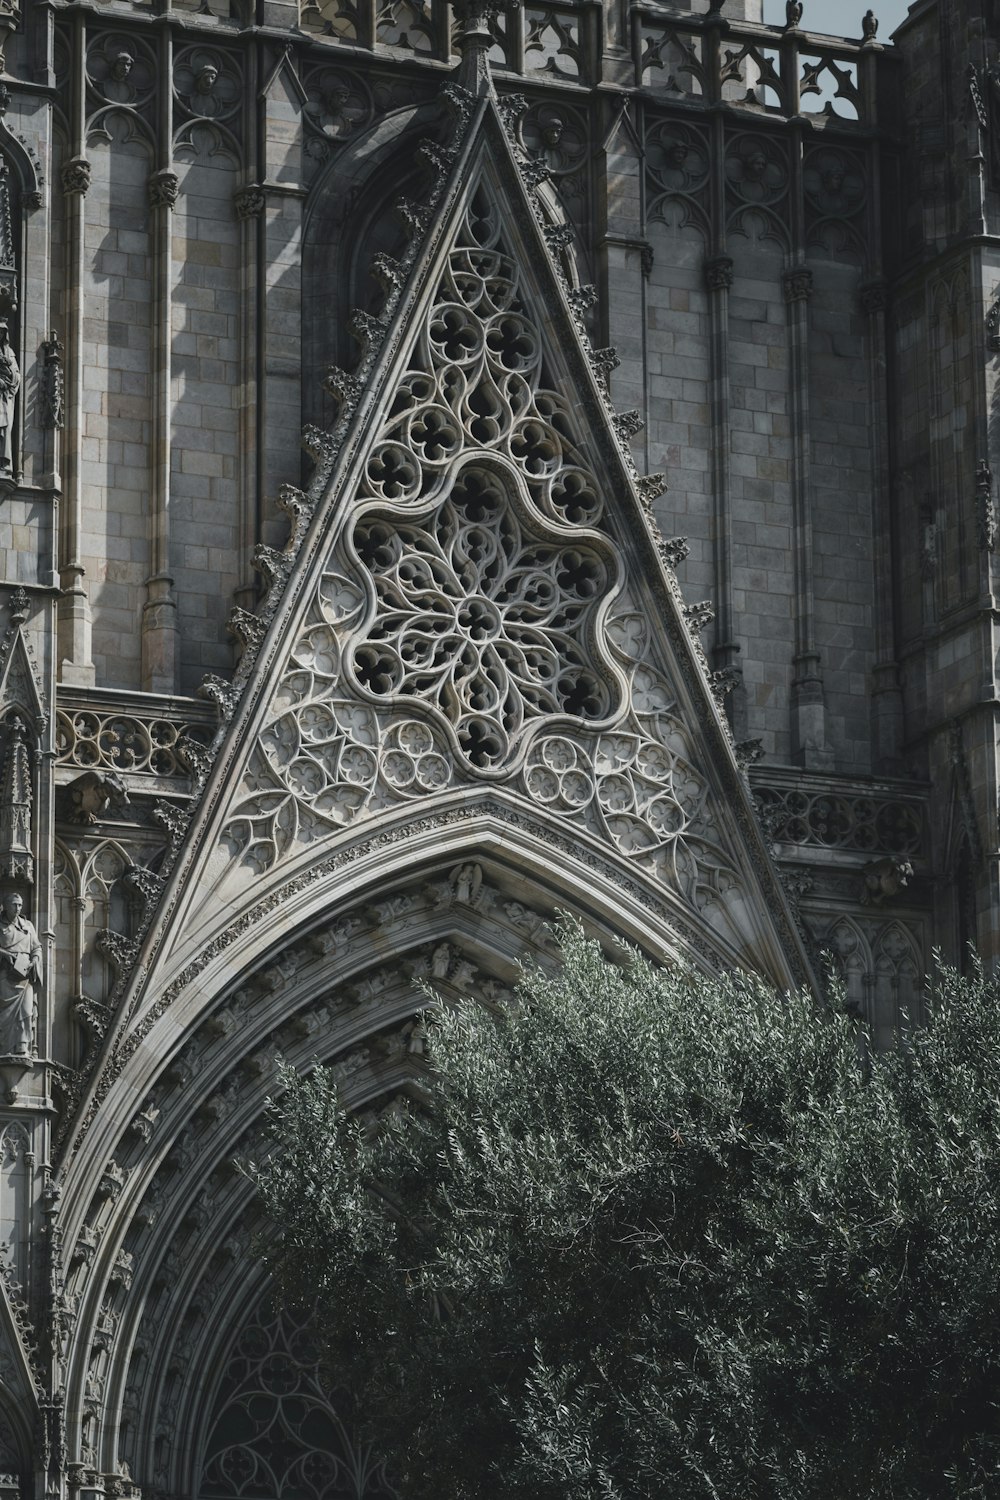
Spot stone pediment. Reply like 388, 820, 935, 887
64, 56, 814, 1162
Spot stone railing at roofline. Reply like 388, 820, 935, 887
55, 687, 216, 786
74, 1, 898, 131
749, 766, 927, 861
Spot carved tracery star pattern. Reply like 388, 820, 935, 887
349, 464, 618, 768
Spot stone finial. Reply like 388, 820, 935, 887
452, 0, 500, 94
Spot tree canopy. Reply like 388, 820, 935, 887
249, 927, 1000, 1499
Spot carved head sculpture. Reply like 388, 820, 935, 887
111, 50, 134, 82
541, 114, 564, 148
0, 323, 10, 349
325, 86, 351, 115
195, 62, 219, 95
0, 890, 22, 923
667, 139, 690, 167
744, 148, 769, 181
822, 163, 846, 194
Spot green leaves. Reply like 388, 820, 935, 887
249, 929, 1000, 1499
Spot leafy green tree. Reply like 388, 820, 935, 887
248, 927, 1000, 1499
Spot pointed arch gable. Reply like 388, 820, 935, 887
54, 66, 818, 1476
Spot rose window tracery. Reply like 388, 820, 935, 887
348, 464, 617, 769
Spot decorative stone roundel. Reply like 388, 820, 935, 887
348, 461, 617, 769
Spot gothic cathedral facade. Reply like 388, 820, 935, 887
0, 0, 991, 1492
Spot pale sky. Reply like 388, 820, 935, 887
761, 0, 914, 40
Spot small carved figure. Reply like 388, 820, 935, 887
744, 148, 769, 181
195, 62, 219, 95
785, 1, 803, 26
111, 50, 134, 82
861, 857, 912, 907
862, 9, 878, 40
431, 942, 451, 979
822, 163, 846, 195
67, 770, 131, 826
450, 862, 482, 904
541, 114, 564, 148
0, 323, 19, 475
0, 890, 40, 1056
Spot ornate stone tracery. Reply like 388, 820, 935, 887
199, 1297, 399, 1499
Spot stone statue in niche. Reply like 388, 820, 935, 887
0, 890, 40, 1056
0, 322, 19, 476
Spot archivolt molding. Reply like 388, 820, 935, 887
58, 856, 646, 1481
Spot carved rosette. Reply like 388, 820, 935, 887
213, 190, 753, 958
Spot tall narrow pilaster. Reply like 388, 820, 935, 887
863, 275, 904, 771
704, 253, 746, 740
784, 264, 831, 768
141, 35, 178, 693
234, 37, 262, 614
57, 13, 94, 687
